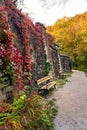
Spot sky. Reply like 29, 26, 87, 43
21, 0, 87, 26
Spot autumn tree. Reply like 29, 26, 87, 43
47, 13, 87, 70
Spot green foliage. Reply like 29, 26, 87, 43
56, 72, 72, 88
74, 59, 87, 73
0, 92, 58, 130
56, 78, 67, 88
64, 72, 72, 78
46, 98, 58, 119
44, 62, 51, 75
0, 58, 16, 86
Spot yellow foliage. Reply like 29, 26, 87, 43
46, 12, 87, 64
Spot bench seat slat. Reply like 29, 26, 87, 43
37, 76, 50, 84
47, 81, 56, 90
39, 85, 47, 90
37, 76, 56, 96
39, 81, 56, 90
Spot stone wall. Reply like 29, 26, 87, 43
0, 0, 71, 89
60, 55, 71, 72
48, 44, 60, 79
0, 0, 72, 104
31, 22, 49, 87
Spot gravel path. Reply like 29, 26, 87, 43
50, 70, 87, 130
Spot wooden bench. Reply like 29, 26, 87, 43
36, 76, 56, 96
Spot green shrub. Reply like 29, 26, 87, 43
0, 92, 58, 130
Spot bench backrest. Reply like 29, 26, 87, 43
37, 76, 50, 85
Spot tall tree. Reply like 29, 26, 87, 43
47, 13, 87, 68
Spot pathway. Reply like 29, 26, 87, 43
50, 70, 87, 130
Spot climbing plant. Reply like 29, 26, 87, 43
0, 4, 24, 91
0, 1, 58, 130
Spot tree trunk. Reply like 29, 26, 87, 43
73, 54, 78, 67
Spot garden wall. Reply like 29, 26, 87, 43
60, 55, 71, 72
0, 0, 71, 99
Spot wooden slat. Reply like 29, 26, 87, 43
47, 81, 56, 90
37, 76, 50, 84
39, 85, 47, 90
39, 81, 56, 90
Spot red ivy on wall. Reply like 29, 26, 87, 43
0, 4, 24, 90
46, 33, 55, 44
1, 0, 55, 90
4, 0, 33, 86
4, 0, 46, 85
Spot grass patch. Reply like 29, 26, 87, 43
56, 72, 72, 88
64, 72, 72, 78
56, 78, 68, 88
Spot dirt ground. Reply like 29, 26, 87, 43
50, 70, 87, 130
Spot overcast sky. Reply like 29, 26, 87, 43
21, 0, 87, 26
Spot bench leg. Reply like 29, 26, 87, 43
43, 89, 48, 98
38, 89, 48, 98
54, 84, 56, 89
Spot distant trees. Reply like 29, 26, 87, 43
47, 13, 87, 70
